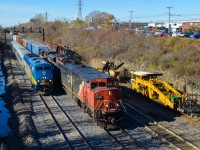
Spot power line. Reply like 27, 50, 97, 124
77, 0, 83, 20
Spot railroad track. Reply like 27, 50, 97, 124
124, 102, 200, 150
122, 86, 200, 121
104, 127, 147, 150
40, 95, 94, 150
52, 92, 144, 150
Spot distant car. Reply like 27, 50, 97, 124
153, 31, 164, 36
178, 32, 190, 37
189, 33, 200, 39
157, 33, 170, 37
171, 32, 180, 37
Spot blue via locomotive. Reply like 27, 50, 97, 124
11, 41, 54, 94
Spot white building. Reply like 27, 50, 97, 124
148, 22, 182, 32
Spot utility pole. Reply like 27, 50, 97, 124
128, 11, 133, 29
42, 28, 45, 42
77, 0, 83, 20
45, 11, 48, 21
166, 6, 173, 33
4, 29, 7, 44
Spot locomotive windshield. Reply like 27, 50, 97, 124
91, 81, 106, 89
44, 66, 52, 70
35, 66, 52, 70
36, 67, 43, 70
99, 82, 106, 87
91, 82, 98, 89
91, 81, 118, 89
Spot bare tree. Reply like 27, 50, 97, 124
85, 10, 115, 28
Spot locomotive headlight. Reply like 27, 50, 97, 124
105, 104, 109, 108
49, 79, 52, 82
37, 80, 40, 82
116, 103, 119, 107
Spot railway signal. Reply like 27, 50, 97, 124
38, 27, 42, 33
11, 27, 45, 41
22, 27, 25, 33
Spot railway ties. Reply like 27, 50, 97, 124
105, 128, 146, 150
124, 103, 200, 150
40, 95, 94, 150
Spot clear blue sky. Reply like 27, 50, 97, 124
1, 0, 200, 27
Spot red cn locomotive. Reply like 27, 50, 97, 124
57, 57, 126, 127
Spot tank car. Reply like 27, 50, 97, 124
11, 41, 54, 94
57, 57, 126, 127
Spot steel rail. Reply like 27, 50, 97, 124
104, 129, 129, 150
124, 102, 200, 150
51, 95, 94, 150
40, 95, 73, 150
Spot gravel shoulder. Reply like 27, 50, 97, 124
2, 43, 40, 149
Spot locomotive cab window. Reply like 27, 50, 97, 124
91, 82, 98, 89
99, 82, 106, 87
107, 82, 113, 87
108, 81, 119, 87
44, 66, 51, 70
113, 81, 119, 87
36, 67, 43, 70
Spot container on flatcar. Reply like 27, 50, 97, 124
29, 42, 51, 55
22, 38, 27, 48
13, 35, 18, 41
26, 40, 33, 52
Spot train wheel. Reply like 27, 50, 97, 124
96, 120, 107, 129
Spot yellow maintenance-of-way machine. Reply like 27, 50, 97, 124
130, 71, 187, 110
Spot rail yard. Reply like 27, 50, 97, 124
0, 34, 199, 150
1, 1, 200, 149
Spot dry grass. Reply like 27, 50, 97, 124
21, 21, 200, 95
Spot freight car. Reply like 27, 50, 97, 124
13, 35, 51, 56
11, 41, 54, 94
42, 41, 82, 61
130, 71, 197, 112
